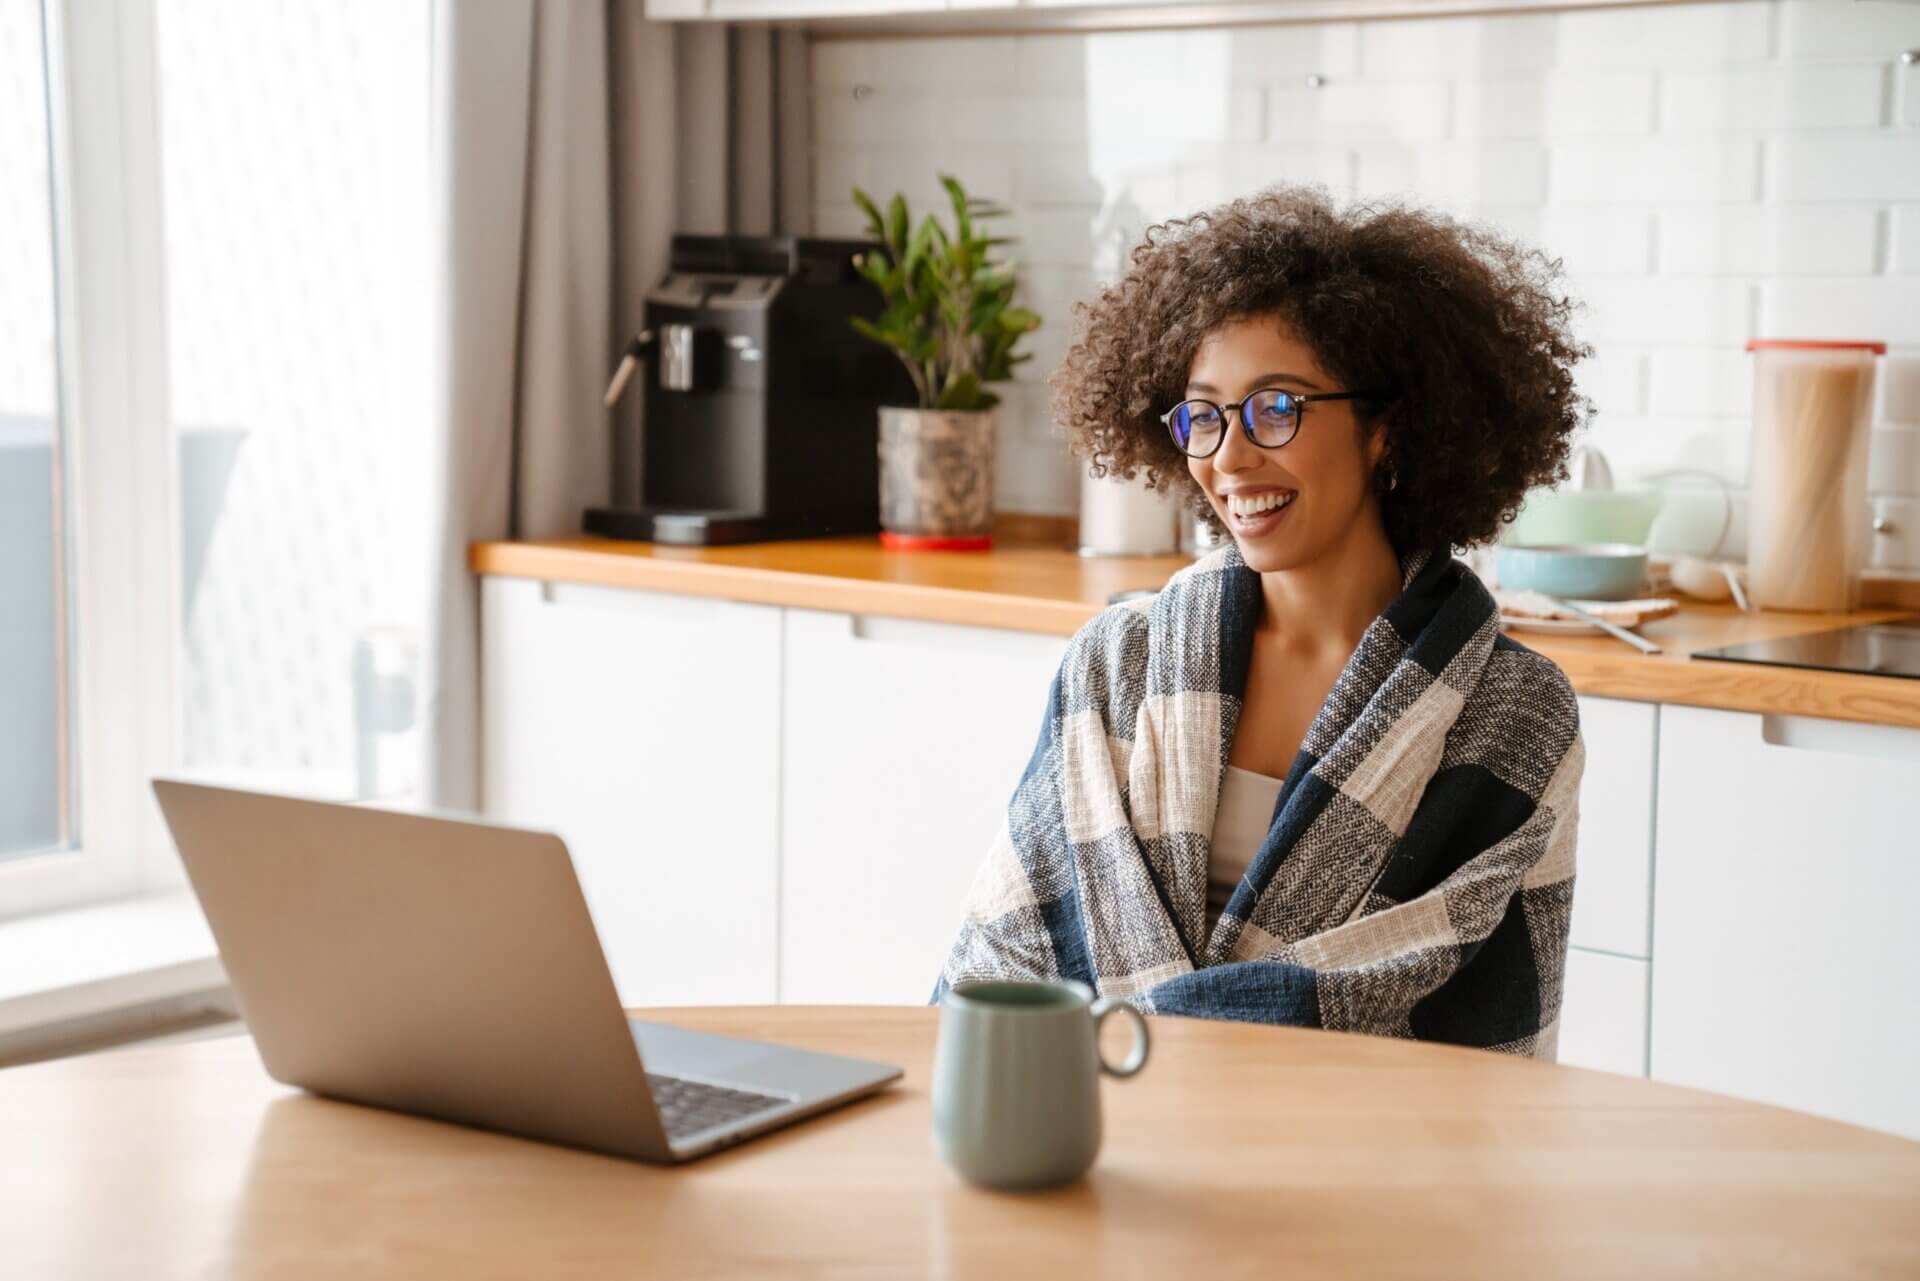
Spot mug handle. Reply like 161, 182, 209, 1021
1089, 997, 1150, 1078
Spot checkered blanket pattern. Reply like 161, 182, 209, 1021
937, 542, 1584, 1058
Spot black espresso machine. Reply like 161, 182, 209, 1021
587, 234, 913, 545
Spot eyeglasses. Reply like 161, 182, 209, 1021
1160, 387, 1373, 459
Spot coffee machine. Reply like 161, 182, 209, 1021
587, 234, 913, 544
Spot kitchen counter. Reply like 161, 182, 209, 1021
470, 532, 1920, 731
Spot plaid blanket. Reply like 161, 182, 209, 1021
937, 542, 1584, 1058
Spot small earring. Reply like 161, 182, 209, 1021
1385, 466, 1399, 493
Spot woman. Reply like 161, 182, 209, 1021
937, 186, 1589, 1058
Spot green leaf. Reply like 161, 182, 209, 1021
1000, 306, 1042, 332
935, 368, 985, 411
886, 194, 909, 256
851, 187, 885, 241
940, 174, 973, 245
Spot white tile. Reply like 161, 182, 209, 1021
1889, 206, 1920, 268
1360, 13, 1559, 76
951, 95, 1089, 145
1016, 33, 1087, 94
1780, 0, 1920, 59
1006, 206, 1101, 268
1538, 207, 1655, 275
1269, 81, 1450, 142
1083, 86, 1264, 145
1902, 61, 1920, 128
1759, 277, 1920, 345
1547, 72, 1657, 135
1452, 78, 1546, 140
1869, 427, 1920, 497
1878, 353, 1920, 424
1175, 143, 1352, 210
864, 36, 1020, 94
1570, 278, 1755, 345
1556, 2, 1773, 65
1225, 23, 1361, 84
1083, 28, 1185, 88
1014, 149, 1108, 206
1661, 65, 1887, 132
995, 436, 1080, 515
812, 87, 937, 145
1768, 135, 1920, 201
1550, 140, 1760, 203
810, 39, 875, 89
1576, 349, 1647, 414
1455, 74, 1657, 140
1658, 206, 1881, 275
1356, 142, 1547, 206
1462, 204, 1543, 245
1583, 413, 1754, 484
812, 203, 868, 239
1648, 348, 1754, 417
855, 148, 1017, 214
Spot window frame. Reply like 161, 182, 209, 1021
1, 0, 184, 921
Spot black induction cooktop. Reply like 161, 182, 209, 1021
1691, 615, 1920, 681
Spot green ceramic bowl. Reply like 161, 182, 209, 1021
1495, 543, 1649, 601
1503, 489, 1664, 547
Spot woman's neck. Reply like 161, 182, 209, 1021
1255, 509, 1406, 655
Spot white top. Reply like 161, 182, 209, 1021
1207, 765, 1287, 924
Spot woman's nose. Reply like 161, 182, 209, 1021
1212, 409, 1260, 473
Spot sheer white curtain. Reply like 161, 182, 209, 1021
421, 1, 674, 810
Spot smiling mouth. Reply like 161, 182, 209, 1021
1223, 490, 1297, 524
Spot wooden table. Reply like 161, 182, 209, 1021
7, 1007, 1919, 1279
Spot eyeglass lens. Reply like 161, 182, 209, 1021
1169, 389, 1300, 456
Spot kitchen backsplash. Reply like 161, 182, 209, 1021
808, 0, 1920, 565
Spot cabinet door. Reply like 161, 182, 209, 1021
1569, 696, 1657, 958
1557, 947, 1648, 1077
480, 578, 781, 1007
779, 609, 1068, 1003
1651, 705, 1920, 1138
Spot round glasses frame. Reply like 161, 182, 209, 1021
1160, 387, 1373, 459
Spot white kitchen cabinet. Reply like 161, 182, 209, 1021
1568, 696, 1657, 959
1556, 946, 1649, 1077
480, 577, 782, 1007
778, 609, 1068, 1003
1650, 705, 1920, 1139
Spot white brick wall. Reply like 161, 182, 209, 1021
810, 0, 1920, 515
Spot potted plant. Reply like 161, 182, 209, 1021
849, 175, 1040, 550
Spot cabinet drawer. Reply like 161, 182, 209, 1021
1651, 705, 1920, 1138
779, 608, 1067, 1004
480, 576, 782, 1006
1557, 946, 1649, 1077
1568, 696, 1657, 959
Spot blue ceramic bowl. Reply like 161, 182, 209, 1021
1495, 543, 1649, 601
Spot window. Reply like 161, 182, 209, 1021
0, 0, 70, 865
0, 0, 433, 922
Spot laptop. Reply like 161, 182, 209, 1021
151, 779, 902, 1163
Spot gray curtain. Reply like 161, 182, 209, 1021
419, 2, 810, 812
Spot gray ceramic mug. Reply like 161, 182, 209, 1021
931, 978, 1150, 1191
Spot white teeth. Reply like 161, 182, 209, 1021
1226, 490, 1296, 519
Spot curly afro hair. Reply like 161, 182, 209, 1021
1050, 184, 1593, 555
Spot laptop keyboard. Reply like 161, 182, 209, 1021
647, 1073, 789, 1139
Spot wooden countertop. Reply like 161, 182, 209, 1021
471, 533, 1920, 731
8, 1006, 1918, 1279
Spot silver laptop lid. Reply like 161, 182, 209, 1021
151, 779, 672, 1162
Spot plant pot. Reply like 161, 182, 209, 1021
877, 406, 995, 550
